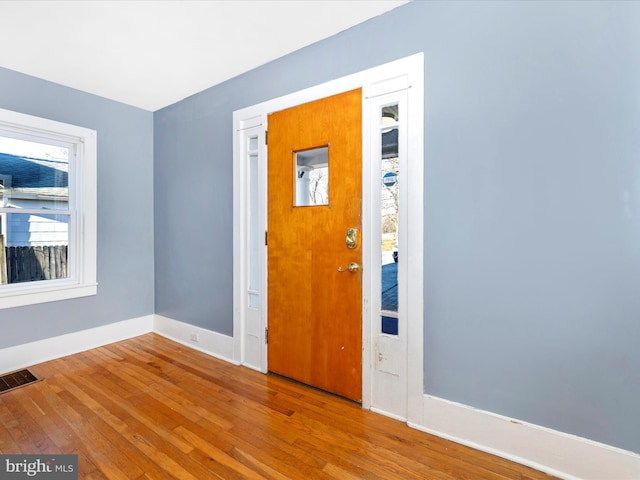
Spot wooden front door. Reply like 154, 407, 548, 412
267, 89, 362, 402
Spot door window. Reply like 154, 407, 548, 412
294, 146, 329, 207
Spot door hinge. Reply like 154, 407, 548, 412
265, 130, 268, 145
265, 327, 268, 344
265, 230, 268, 246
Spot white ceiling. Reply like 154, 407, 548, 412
0, 0, 409, 112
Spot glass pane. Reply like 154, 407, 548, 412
381, 105, 399, 126
1, 212, 69, 283
247, 136, 260, 308
249, 153, 259, 292
0, 136, 69, 210
248, 293, 260, 309
381, 130, 399, 312
381, 104, 399, 335
295, 146, 328, 206
382, 315, 399, 335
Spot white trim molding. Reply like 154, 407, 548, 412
153, 315, 237, 365
412, 394, 640, 480
0, 315, 154, 374
1, 314, 237, 376
233, 53, 425, 419
2, 313, 638, 479
0, 107, 98, 310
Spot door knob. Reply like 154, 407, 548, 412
337, 262, 359, 272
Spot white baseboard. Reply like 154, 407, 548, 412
411, 394, 640, 480
0, 314, 237, 375
153, 314, 237, 365
371, 407, 407, 423
0, 315, 154, 374
4, 316, 638, 480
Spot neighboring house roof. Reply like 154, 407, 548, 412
0, 152, 68, 200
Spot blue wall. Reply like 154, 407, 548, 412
421, 1, 640, 454
0, 67, 155, 346
154, 1, 640, 453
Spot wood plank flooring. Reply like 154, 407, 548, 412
0, 333, 556, 479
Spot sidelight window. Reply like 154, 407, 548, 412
380, 103, 399, 335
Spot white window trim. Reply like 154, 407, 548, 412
234, 116, 267, 369
0, 108, 97, 309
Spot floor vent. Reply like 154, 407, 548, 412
0, 369, 40, 394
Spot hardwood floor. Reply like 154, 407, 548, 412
0, 333, 555, 479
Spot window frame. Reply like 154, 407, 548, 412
0, 108, 97, 309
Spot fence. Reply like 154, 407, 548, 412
1, 245, 68, 284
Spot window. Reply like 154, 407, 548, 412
294, 146, 329, 206
380, 103, 399, 335
0, 108, 97, 309
248, 133, 260, 309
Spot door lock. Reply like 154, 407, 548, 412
346, 228, 358, 249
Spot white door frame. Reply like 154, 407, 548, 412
233, 53, 424, 422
